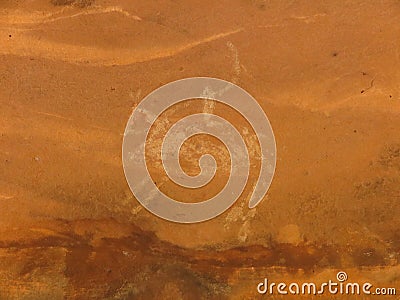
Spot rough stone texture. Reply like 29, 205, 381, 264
0, 0, 400, 298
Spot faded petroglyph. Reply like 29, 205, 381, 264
290, 13, 327, 24
45, 5, 142, 22
224, 200, 257, 243
35, 111, 73, 121
123, 78, 276, 222
226, 41, 241, 84
202, 99, 216, 121
0, 5, 141, 26
0, 24, 243, 65
255, 13, 326, 30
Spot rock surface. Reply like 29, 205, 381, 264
0, 0, 399, 298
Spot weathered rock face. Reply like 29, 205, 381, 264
1, 0, 400, 298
